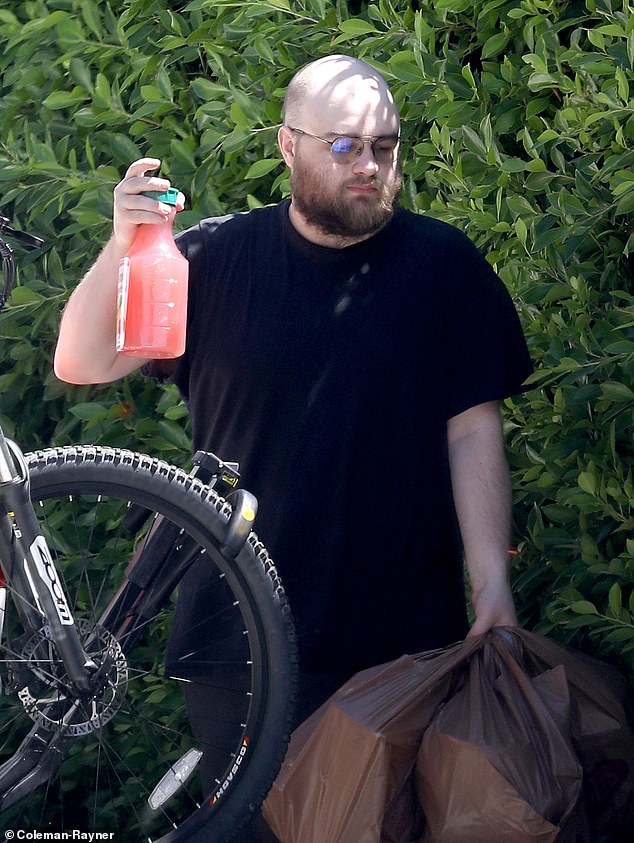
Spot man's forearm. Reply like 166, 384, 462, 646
54, 237, 146, 384
447, 401, 517, 633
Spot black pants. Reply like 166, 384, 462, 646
186, 668, 349, 843
169, 561, 349, 840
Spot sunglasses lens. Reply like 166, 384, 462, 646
375, 139, 399, 156
330, 137, 359, 157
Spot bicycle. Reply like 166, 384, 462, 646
0, 217, 297, 841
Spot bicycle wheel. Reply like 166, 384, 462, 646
0, 446, 296, 842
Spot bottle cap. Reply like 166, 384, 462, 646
143, 188, 180, 206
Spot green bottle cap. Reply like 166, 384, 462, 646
143, 188, 180, 205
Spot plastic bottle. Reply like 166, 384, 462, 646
116, 188, 188, 358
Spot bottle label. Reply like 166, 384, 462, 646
116, 256, 130, 351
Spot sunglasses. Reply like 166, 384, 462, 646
288, 127, 400, 163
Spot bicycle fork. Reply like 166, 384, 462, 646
0, 438, 96, 689
0, 437, 98, 808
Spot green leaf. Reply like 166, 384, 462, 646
388, 53, 423, 83
481, 32, 510, 60
81, 0, 102, 38
106, 133, 142, 164
141, 85, 165, 104
69, 58, 94, 93
8, 287, 45, 305
578, 471, 597, 495
435, 0, 471, 11
601, 382, 634, 402
338, 20, 377, 36
615, 189, 634, 216
245, 159, 282, 179
501, 157, 528, 173
69, 403, 108, 421
93, 72, 112, 108
461, 126, 487, 158
158, 420, 192, 451
608, 582, 623, 616
191, 78, 227, 100
43, 91, 87, 110
570, 601, 599, 615
506, 195, 534, 216
514, 217, 527, 245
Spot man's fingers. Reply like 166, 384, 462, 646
123, 157, 162, 179
117, 158, 171, 198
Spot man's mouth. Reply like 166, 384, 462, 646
347, 181, 379, 194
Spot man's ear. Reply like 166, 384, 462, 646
278, 125, 296, 169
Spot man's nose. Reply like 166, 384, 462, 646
351, 141, 380, 174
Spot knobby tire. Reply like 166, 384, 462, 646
0, 446, 296, 843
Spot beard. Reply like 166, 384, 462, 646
290, 158, 402, 240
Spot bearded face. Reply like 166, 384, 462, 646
290, 149, 402, 240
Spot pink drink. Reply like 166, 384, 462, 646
116, 189, 188, 358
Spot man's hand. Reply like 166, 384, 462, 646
112, 157, 185, 252
467, 574, 517, 638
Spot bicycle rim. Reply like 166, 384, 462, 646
0, 447, 295, 842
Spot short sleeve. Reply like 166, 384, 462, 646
441, 231, 532, 419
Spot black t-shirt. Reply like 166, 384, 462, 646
148, 201, 532, 674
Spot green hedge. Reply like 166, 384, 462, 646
1, 0, 633, 682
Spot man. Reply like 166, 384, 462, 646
55, 53, 531, 834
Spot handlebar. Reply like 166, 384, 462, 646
0, 216, 45, 250
0, 216, 45, 312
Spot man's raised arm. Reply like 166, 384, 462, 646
54, 158, 182, 384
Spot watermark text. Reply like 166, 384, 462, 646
5, 832, 115, 841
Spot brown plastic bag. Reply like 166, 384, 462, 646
417, 629, 634, 842
512, 628, 634, 838
416, 634, 583, 842
263, 637, 483, 843
263, 629, 634, 843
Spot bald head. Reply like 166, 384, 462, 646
283, 55, 400, 137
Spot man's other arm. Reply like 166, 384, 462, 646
447, 400, 518, 637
